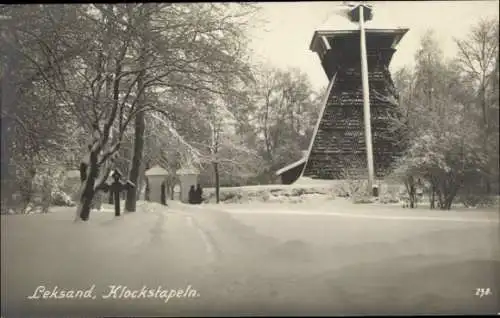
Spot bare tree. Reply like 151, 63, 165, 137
454, 18, 499, 194
250, 67, 323, 181
122, 3, 259, 211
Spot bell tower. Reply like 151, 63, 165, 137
300, 27, 409, 180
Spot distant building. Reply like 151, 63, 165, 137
145, 165, 169, 205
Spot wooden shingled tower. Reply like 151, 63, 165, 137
303, 28, 409, 180
277, 27, 409, 183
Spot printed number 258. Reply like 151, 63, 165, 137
475, 288, 492, 298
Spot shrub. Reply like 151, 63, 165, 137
458, 193, 497, 208
335, 179, 370, 199
352, 194, 375, 204
221, 192, 234, 201
32, 166, 68, 212
225, 192, 244, 203
7, 164, 68, 214
378, 195, 400, 204
51, 190, 76, 207
377, 185, 401, 204
260, 191, 271, 202
291, 188, 308, 196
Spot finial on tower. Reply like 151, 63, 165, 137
346, 2, 373, 23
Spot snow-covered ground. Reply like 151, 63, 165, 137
211, 198, 500, 218
2, 199, 499, 316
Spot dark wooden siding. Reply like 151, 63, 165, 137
279, 162, 306, 185
302, 53, 406, 180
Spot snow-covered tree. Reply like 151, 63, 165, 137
391, 30, 489, 210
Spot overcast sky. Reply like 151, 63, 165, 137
247, 1, 499, 91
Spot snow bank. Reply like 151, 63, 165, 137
202, 185, 337, 204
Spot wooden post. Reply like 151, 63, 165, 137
359, 4, 376, 195
112, 177, 121, 217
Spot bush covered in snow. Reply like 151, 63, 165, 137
378, 195, 401, 204
202, 185, 335, 204
201, 181, 413, 206
5, 164, 79, 214
457, 193, 498, 208
352, 195, 375, 204
51, 190, 76, 207
377, 185, 402, 204
6, 164, 70, 214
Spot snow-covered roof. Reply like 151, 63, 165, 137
311, 4, 409, 53
317, 13, 359, 32
310, 28, 409, 53
316, 4, 408, 32
145, 165, 169, 176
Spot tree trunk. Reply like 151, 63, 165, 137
40, 176, 51, 213
430, 186, 436, 209
170, 184, 175, 200
404, 176, 417, 209
436, 177, 452, 210
438, 190, 445, 210
77, 188, 95, 221
77, 152, 99, 221
443, 183, 460, 210
410, 182, 416, 208
436, 175, 454, 211
136, 165, 145, 199
214, 162, 220, 204
442, 190, 453, 210
428, 176, 438, 209
125, 106, 145, 212
145, 178, 150, 201
114, 184, 121, 216
18, 165, 36, 213
125, 43, 146, 212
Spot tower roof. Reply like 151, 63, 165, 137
310, 28, 409, 53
